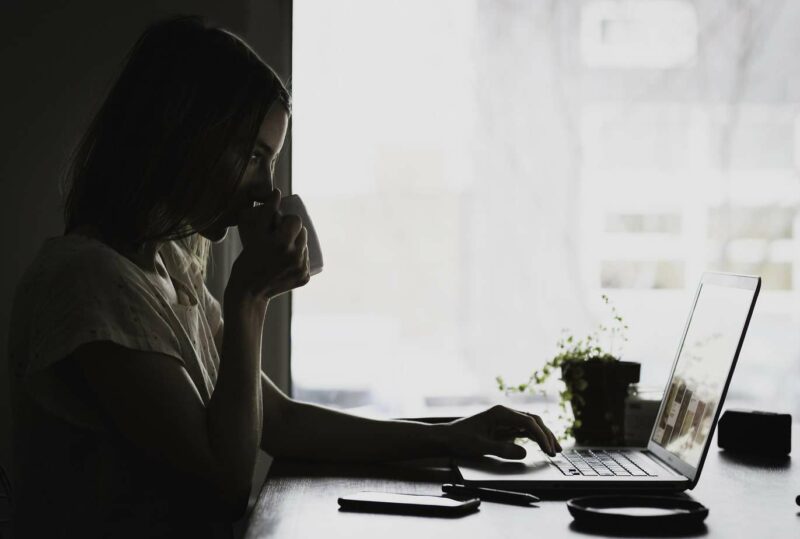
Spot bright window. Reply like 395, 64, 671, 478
291, 0, 800, 420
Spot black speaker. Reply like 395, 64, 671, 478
717, 409, 792, 456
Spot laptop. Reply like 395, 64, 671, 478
456, 272, 761, 493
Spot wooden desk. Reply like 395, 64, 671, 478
244, 428, 799, 538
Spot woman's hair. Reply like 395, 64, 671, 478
62, 14, 291, 279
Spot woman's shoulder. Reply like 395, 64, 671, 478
8, 233, 144, 379
23, 232, 132, 287
14, 234, 155, 320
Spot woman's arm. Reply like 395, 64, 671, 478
215, 186, 536, 463
205, 292, 265, 506
212, 315, 559, 463
74, 292, 266, 520
258, 369, 560, 462
258, 371, 448, 461
213, 322, 446, 460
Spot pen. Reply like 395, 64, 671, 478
442, 483, 540, 505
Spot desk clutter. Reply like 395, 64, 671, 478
717, 409, 792, 456
442, 483, 539, 505
338, 491, 480, 517
337, 486, 712, 533
566, 495, 709, 532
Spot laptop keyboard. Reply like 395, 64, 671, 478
549, 449, 658, 477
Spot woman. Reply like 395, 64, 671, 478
8, 15, 560, 538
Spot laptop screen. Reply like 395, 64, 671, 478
650, 281, 756, 468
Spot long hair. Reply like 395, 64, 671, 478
62, 15, 291, 279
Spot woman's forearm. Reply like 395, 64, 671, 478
205, 292, 266, 513
266, 398, 450, 462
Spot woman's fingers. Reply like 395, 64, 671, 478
527, 412, 562, 452
295, 244, 309, 272
491, 406, 555, 456
293, 226, 308, 252
515, 411, 560, 453
277, 214, 303, 246
492, 422, 560, 454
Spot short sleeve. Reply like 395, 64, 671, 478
28, 256, 185, 376
20, 249, 186, 429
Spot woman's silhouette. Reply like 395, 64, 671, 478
8, 14, 560, 538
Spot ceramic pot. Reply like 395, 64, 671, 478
561, 359, 640, 445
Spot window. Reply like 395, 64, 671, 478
292, 0, 800, 421
580, 0, 698, 68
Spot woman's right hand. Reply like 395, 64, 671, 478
226, 187, 310, 304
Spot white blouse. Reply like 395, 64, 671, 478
9, 233, 231, 538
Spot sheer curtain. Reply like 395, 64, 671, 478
291, 0, 800, 420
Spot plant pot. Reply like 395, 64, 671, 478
561, 359, 640, 445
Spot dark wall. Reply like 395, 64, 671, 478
0, 0, 291, 499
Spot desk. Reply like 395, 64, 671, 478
244, 428, 799, 538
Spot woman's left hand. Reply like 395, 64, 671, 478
442, 405, 562, 459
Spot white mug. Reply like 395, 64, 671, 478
279, 194, 323, 276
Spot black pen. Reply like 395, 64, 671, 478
442, 483, 540, 505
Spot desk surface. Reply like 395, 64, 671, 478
244, 430, 799, 539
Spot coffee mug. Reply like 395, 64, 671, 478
279, 194, 323, 276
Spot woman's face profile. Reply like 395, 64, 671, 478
198, 101, 289, 243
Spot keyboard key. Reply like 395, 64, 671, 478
614, 451, 661, 476
553, 449, 659, 477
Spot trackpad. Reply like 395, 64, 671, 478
457, 451, 556, 481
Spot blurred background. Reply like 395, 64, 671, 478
290, 0, 800, 422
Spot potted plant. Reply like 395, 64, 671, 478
496, 295, 639, 445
